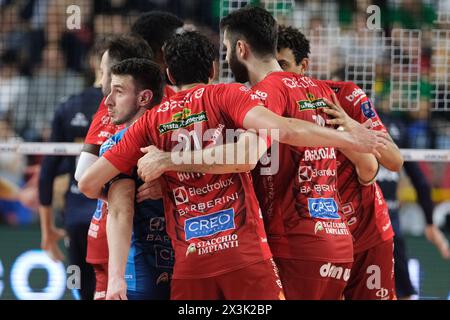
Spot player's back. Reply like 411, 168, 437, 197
252, 72, 353, 263
144, 83, 272, 279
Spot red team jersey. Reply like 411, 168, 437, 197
103, 83, 272, 279
85, 87, 177, 264
85, 98, 118, 264
252, 72, 353, 263
324, 80, 394, 253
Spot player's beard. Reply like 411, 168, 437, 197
112, 99, 140, 126
229, 48, 249, 83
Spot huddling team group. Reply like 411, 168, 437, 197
71, 6, 403, 300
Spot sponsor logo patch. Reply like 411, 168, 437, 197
307, 198, 339, 219
184, 208, 235, 241
361, 100, 376, 118
298, 98, 327, 111
158, 111, 208, 134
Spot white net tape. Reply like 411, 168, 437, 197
0, 142, 448, 162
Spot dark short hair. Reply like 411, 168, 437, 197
277, 25, 311, 64
163, 31, 216, 86
104, 35, 153, 66
110, 58, 164, 108
131, 11, 183, 56
220, 6, 278, 57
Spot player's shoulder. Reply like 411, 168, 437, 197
327, 80, 366, 100
213, 82, 250, 93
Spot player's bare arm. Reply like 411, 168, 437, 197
136, 130, 267, 182
242, 105, 388, 157
106, 178, 135, 300
78, 157, 120, 199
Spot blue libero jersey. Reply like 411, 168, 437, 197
38, 87, 102, 226
101, 127, 174, 270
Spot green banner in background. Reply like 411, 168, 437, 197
0, 224, 448, 300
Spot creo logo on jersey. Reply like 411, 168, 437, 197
345, 87, 365, 103
307, 198, 340, 219
184, 208, 235, 241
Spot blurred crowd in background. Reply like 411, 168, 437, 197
0, 0, 450, 226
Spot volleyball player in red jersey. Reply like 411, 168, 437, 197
217, 7, 385, 299
79, 35, 153, 300
75, 12, 184, 300
79, 27, 387, 299
276, 25, 403, 300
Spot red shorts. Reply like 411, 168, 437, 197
92, 263, 108, 300
344, 239, 396, 300
275, 258, 353, 300
171, 258, 285, 300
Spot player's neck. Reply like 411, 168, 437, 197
125, 108, 145, 127
178, 82, 205, 91
247, 57, 283, 86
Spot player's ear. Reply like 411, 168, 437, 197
166, 68, 176, 86
300, 58, 309, 74
138, 89, 154, 108
208, 61, 217, 84
236, 40, 247, 59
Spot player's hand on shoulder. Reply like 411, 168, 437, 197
137, 145, 171, 182
323, 94, 357, 131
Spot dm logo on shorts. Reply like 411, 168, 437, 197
307, 198, 340, 219
184, 208, 235, 241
